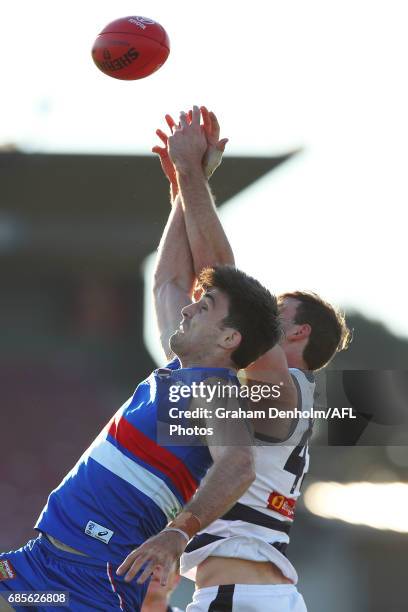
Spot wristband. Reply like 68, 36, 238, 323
167, 512, 202, 540
162, 527, 189, 542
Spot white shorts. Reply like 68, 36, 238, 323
186, 584, 307, 612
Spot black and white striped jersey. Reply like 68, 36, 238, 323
180, 368, 315, 584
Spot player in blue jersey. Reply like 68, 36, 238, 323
151, 106, 351, 611
0, 112, 281, 610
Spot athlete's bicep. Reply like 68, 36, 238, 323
241, 345, 298, 441
242, 345, 297, 410
197, 378, 254, 453
154, 281, 192, 360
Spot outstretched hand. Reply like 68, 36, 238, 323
152, 106, 228, 196
116, 529, 187, 586
167, 106, 207, 174
151, 114, 179, 195
200, 106, 229, 179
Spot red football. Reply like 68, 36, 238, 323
91, 16, 170, 80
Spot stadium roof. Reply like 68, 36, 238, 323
1, 152, 290, 272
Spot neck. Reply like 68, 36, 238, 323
178, 353, 235, 371
285, 355, 308, 370
180, 358, 237, 372
282, 344, 309, 370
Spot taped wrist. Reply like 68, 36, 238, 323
167, 512, 202, 540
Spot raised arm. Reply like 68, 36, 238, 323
152, 123, 196, 359
152, 194, 195, 360
151, 110, 228, 358
169, 106, 235, 275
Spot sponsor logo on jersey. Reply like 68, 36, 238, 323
0, 559, 16, 580
85, 521, 114, 544
267, 491, 296, 519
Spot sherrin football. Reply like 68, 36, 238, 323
91, 16, 170, 80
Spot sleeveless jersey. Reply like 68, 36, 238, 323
36, 358, 238, 566
180, 368, 315, 584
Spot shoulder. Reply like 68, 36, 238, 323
289, 368, 315, 393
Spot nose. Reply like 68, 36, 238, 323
181, 301, 197, 319
181, 303, 192, 319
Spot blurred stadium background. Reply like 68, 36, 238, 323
1, 149, 408, 611
2, 1, 408, 610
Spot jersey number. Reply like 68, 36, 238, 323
284, 444, 307, 494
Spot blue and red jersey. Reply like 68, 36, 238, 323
36, 358, 237, 566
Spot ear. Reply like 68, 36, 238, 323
220, 328, 242, 351
287, 323, 311, 342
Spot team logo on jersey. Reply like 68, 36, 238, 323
267, 491, 296, 519
0, 559, 16, 580
85, 521, 114, 544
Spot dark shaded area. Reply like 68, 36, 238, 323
0, 151, 289, 274
330, 312, 408, 370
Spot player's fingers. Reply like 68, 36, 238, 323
179, 111, 189, 128
200, 106, 211, 133
165, 114, 177, 133
116, 549, 143, 575
151, 146, 165, 155
136, 559, 155, 584
217, 138, 229, 152
123, 553, 148, 582
187, 109, 193, 124
191, 105, 201, 127
156, 129, 168, 145
209, 111, 220, 138
159, 561, 172, 587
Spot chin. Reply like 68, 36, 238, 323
169, 330, 183, 354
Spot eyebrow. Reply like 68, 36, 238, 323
204, 292, 216, 307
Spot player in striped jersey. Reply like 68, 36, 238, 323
152, 105, 350, 611
0, 118, 282, 610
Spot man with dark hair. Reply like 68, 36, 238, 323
279, 291, 350, 371
193, 266, 280, 370
0, 115, 281, 611
152, 106, 351, 611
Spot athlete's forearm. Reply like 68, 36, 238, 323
177, 166, 235, 276
153, 194, 194, 294
178, 447, 255, 532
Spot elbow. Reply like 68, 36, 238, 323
153, 276, 174, 299
153, 277, 163, 300
153, 270, 168, 296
